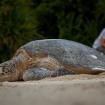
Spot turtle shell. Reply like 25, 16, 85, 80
21, 39, 105, 74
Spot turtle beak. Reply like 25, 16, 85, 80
0, 67, 2, 74
0, 66, 5, 79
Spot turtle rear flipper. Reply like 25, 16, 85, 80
23, 68, 75, 81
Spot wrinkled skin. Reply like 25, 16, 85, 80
0, 39, 105, 82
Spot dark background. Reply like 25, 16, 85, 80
0, 0, 105, 62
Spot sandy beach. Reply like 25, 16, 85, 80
0, 73, 105, 105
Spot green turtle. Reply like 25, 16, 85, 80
0, 39, 105, 82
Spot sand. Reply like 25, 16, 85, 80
0, 73, 105, 105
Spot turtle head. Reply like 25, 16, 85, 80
0, 60, 16, 82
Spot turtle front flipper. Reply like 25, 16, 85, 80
23, 67, 75, 81
23, 56, 75, 81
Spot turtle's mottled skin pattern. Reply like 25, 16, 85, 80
0, 39, 105, 82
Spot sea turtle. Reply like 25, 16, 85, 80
0, 39, 105, 82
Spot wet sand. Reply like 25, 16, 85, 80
0, 73, 105, 105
